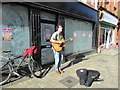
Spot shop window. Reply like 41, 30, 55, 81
2, 4, 30, 65
41, 23, 55, 46
65, 18, 93, 54
109, 30, 112, 44
41, 11, 55, 21
2, 4, 30, 56
100, 28, 105, 45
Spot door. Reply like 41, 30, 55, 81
40, 11, 56, 65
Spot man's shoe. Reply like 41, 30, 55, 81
55, 70, 61, 74
59, 70, 64, 73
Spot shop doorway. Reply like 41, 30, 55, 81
31, 9, 59, 66
40, 11, 57, 66
100, 27, 112, 49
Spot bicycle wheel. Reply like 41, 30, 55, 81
28, 59, 42, 78
0, 62, 12, 85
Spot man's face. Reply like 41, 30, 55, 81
58, 26, 63, 33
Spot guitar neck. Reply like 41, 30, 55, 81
65, 38, 72, 43
64, 33, 76, 43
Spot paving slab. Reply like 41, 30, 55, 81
1, 47, 119, 89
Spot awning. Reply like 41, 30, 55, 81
28, 2, 98, 22
102, 10, 118, 26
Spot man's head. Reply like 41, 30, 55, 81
56, 24, 63, 33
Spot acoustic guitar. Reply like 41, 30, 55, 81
52, 34, 77, 51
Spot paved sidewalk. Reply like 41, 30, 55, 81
1, 47, 119, 88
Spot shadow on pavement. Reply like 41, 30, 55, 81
62, 53, 89, 70
39, 65, 53, 78
2, 65, 54, 86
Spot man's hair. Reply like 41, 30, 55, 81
56, 24, 62, 31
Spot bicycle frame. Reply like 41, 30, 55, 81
1, 56, 11, 69
1, 54, 24, 77
0, 45, 41, 85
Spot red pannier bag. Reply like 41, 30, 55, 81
22, 46, 37, 58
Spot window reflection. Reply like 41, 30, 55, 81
41, 23, 55, 45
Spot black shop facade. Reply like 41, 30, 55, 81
2, 2, 98, 66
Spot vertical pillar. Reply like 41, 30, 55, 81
118, 28, 120, 47
97, 8, 103, 53
112, 28, 117, 48
97, 22, 101, 53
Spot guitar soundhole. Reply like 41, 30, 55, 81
59, 43, 64, 47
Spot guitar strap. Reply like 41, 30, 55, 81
52, 33, 58, 51
54, 33, 58, 40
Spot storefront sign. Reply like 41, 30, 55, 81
102, 10, 118, 25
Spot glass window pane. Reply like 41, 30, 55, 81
41, 23, 55, 45
2, 4, 30, 65
65, 18, 93, 54
41, 11, 55, 21
2, 4, 30, 56
100, 28, 105, 45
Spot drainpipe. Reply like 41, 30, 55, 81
97, 2, 102, 53
97, 20, 101, 53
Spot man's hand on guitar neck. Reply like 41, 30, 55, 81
68, 33, 77, 41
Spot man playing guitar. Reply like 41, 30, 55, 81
50, 24, 76, 74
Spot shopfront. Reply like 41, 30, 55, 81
99, 9, 118, 49
2, 2, 98, 66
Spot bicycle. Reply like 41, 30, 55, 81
0, 46, 42, 85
